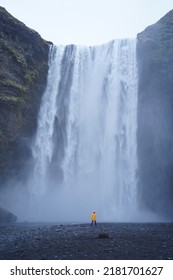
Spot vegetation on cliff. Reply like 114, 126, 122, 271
137, 10, 173, 217
0, 7, 51, 178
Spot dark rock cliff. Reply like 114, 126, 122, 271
0, 7, 50, 179
137, 10, 173, 217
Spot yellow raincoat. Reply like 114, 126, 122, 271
91, 212, 96, 222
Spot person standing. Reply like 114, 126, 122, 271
91, 211, 96, 226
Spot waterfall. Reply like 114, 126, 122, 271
29, 39, 138, 222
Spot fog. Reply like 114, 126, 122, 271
0, 181, 164, 223
137, 82, 173, 218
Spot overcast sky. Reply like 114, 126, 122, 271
1, 0, 173, 45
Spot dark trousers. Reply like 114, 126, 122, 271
91, 221, 96, 226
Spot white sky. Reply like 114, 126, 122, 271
0, 0, 173, 46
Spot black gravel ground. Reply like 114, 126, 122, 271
0, 222, 173, 260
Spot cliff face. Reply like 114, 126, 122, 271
137, 10, 173, 217
0, 7, 50, 179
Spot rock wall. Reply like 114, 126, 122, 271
137, 10, 173, 217
0, 7, 50, 179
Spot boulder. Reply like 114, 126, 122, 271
0, 206, 17, 223
98, 233, 109, 239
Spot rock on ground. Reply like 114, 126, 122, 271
0, 206, 17, 223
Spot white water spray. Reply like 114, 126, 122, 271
28, 39, 138, 222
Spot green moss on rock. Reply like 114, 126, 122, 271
0, 6, 52, 178
0, 79, 28, 92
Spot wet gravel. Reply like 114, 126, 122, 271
0, 222, 173, 259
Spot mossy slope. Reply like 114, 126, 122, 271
0, 7, 51, 178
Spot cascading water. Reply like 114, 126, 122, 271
28, 39, 138, 222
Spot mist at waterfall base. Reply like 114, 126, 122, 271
1, 40, 163, 223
